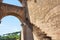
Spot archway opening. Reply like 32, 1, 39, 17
3, 0, 22, 6
0, 15, 22, 40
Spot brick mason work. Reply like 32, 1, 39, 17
27, 0, 60, 40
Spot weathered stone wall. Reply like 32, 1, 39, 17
0, 0, 2, 2
27, 0, 60, 40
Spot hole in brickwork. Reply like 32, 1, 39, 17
43, 36, 52, 40
34, 0, 37, 3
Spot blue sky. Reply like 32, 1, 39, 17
0, 0, 22, 35
3, 0, 22, 6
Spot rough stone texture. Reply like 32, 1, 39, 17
27, 0, 60, 40
32, 23, 51, 40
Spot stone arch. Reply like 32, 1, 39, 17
0, 12, 34, 40
7, 12, 24, 23
1, 12, 25, 23
0, 2, 25, 23
0, 0, 34, 40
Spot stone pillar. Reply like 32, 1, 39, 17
21, 23, 34, 40
21, 23, 26, 40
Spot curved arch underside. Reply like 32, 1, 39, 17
0, 3, 26, 22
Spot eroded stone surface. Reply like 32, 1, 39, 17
27, 0, 60, 40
